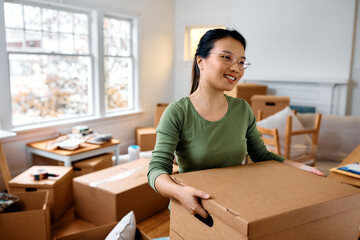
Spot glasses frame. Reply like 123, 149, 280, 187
210, 52, 251, 71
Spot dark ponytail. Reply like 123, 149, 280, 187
190, 28, 247, 94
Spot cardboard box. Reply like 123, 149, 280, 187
33, 154, 113, 177
0, 191, 51, 240
9, 165, 73, 222
170, 161, 360, 240
71, 153, 113, 177
154, 103, 169, 128
135, 127, 156, 151
251, 95, 290, 120
225, 83, 267, 104
55, 222, 151, 240
73, 158, 177, 226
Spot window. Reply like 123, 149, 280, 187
2, 1, 138, 129
184, 26, 224, 61
103, 16, 133, 112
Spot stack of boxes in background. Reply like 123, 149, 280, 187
135, 103, 169, 151
224, 82, 267, 104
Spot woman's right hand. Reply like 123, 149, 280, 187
177, 186, 211, 218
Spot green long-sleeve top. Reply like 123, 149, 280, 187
147, 95, 285, 191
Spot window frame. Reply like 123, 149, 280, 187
0, 0, 140, 132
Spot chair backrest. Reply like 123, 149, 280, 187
154, 103, 169, 128
251, 95, 290, 121
257, 126, 281, 155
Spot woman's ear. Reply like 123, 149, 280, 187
196, 56, 204, 70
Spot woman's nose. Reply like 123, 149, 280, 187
230, 62, 240, 73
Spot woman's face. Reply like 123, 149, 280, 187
197, 37, 246, 92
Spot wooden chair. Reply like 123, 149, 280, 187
256, 112, 322, 166
257, 126, 281, 155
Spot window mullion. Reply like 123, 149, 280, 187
91, 9, 105, 117
0, 0, 13, 130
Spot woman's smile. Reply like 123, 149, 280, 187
223, 73, 236, 81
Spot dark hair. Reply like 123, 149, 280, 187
190, 28, 246, 94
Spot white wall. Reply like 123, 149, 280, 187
348, 0, 360, 116
0, 0, 175, 190
174, 0, 357, 115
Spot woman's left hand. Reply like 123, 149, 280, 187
300, 165, 324, 176
283, 159, 324, 176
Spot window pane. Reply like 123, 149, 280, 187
6, 29, 24, 51
59, 34, 74, 54
43, 32, 59, 52
42, 8, 58, 32
74, 34, 89, 54
74, 13, 88, 34
104, 17, 131, 56
4, 3, 23, 29
24, 5, 41, 31
105, 57, 132, 111
59, 11, 73, 33
9, 54, 91, 126
25, 30, 42, 51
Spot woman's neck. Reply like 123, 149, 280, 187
189, 85, 228, 121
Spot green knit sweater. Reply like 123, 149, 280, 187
147, 95, 285, 191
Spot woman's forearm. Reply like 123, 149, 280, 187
154, 173, 184, 199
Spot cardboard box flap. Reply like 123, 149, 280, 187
9, 166, 73, 188
171, 161, 360, 238
11, 191, 49, 211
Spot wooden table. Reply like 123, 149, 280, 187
27, 138, 120, 167
328, 144, 360, 188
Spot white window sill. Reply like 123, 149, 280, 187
8, 109, 144, 138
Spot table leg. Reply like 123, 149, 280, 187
64, 158, 71, 167
26, 148, 33, 168
115, 144, 120, 165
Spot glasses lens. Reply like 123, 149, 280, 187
222, 53, 234, 64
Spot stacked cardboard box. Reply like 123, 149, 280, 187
225, 83, 267, 104
0, 191, 51, 240
8, 165, 73, 222
73, 158, 177, 225
170, 161, 360, 240
135, 103, 169, 151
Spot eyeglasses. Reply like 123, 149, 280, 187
210, 52, 251, 71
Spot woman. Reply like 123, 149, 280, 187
147, 28, 323, 219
